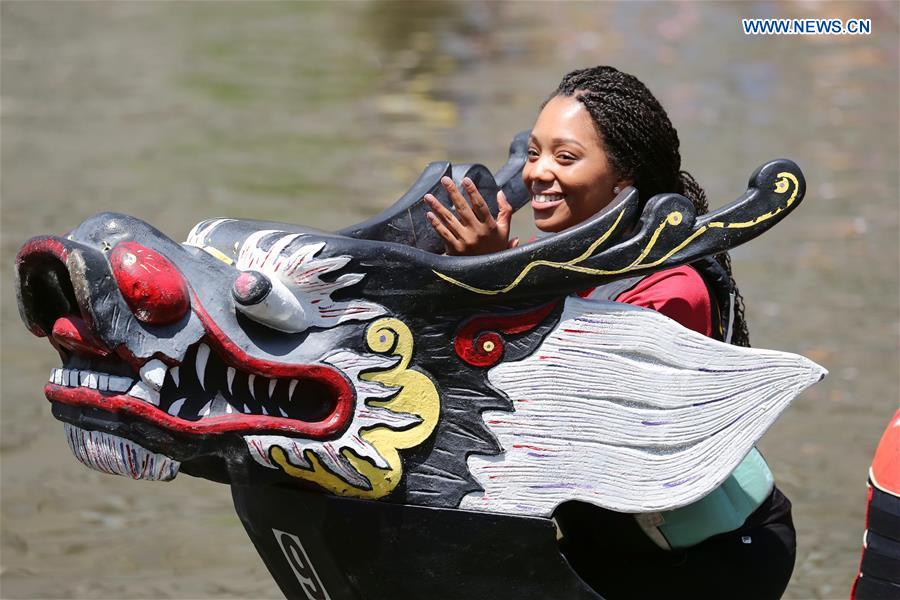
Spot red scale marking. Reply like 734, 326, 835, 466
454, 301, 559, 367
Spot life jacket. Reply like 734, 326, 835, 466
851, 409, 900, 599
586, 256, 774, 550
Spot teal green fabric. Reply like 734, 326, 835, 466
652, 448, 774, 549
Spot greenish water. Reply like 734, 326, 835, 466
2, 2, 898, 598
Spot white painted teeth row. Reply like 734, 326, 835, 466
49, 368, 133, 393
48, 342, 292, 418
49, 367, 159, 407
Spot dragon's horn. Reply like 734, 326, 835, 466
382, 159, 804, 306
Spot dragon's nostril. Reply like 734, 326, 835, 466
110, 242, 189, 325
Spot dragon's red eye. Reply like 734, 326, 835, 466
110, 241, 189, 325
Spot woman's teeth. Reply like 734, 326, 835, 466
532, 194, 565, 204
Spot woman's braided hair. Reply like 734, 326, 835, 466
552, 65, 750, 346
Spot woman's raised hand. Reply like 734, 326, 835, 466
424, 176, 519, 256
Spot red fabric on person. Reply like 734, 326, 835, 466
616, 265, 713, 337
578, 265, 713, 336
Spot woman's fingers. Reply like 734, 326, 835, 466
426, 211, 463, 252
441, 176, 478, 227
496, 190, 513, 237
461, 177, 493, 224
424, 178, 512, 255
424, 193, 463, 237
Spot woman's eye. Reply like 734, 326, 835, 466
527, 148, 540, 159
557, 153, 576, 162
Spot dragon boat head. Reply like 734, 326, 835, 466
16, 136, 824, 519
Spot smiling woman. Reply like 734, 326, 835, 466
426, 65, 795, 600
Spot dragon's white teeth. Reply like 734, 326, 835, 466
279, 407, 288, 418
167, 398, 187, 416
139, 359, 167, 392
127, 381, 160, 406
261, 405, 269, 416
248, 374, 256, 400
268, 379, 277, 399
199, 400, 212, 417
225, 403, 234, 414
54, 368, 135, 392
288, 379, 298, 399
170, 366, 180, 388
107, 376, 132, 393
244, 404, 250, 413
227, 367, 236, 394
196, 344, 210, 391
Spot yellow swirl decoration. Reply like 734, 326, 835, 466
434, 172, 799, 295
271, 318, 440, 499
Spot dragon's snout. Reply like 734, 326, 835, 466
14, 219, 369, 487
16, 234, 192, 338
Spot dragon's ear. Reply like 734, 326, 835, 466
400, 158, 805, 305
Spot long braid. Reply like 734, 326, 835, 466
680, 171, 750, 346
552, 66, 751, 346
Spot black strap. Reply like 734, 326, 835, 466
585, 276, 644, 301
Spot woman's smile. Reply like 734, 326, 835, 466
531, 192, 566, 211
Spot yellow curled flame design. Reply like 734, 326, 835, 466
272, 318, 440, 499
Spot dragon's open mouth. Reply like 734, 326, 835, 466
45, 340, 354, 438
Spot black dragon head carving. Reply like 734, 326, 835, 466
15, 133, 823, 518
